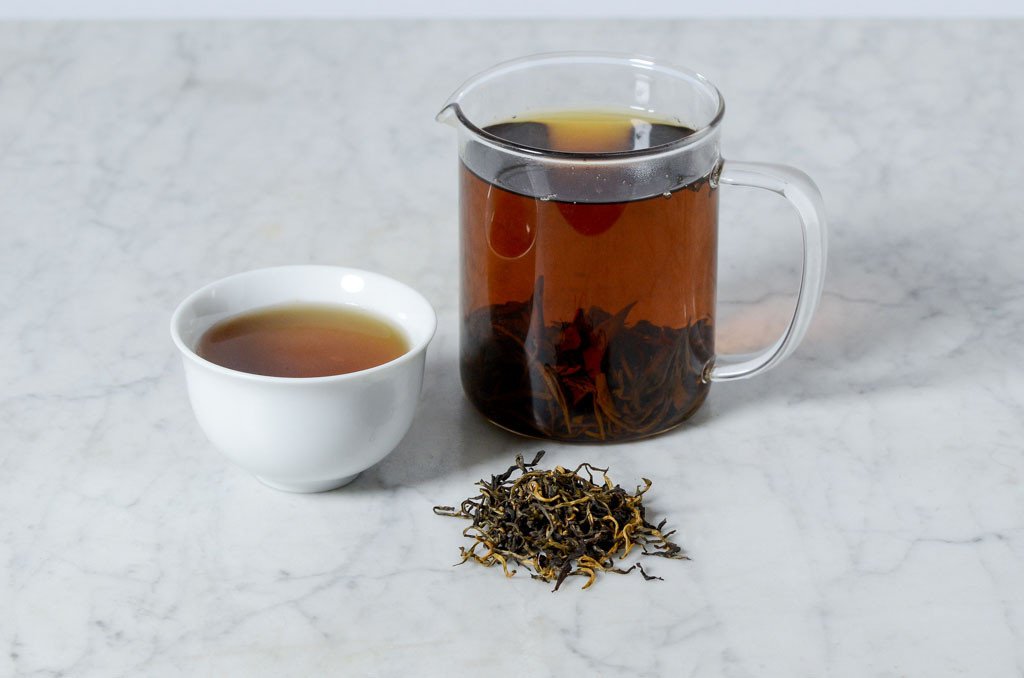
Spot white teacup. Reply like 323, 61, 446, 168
170, 265, 436, 492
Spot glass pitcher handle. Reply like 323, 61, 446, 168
708, 160, 828, 382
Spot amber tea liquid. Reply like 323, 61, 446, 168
198, 303, 408, 378
460, 110, 718, 442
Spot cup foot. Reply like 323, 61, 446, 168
255, 473, 360, 493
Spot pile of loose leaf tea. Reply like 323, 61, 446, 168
433, 451, 687, 591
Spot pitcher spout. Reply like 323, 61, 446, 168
435, 102, 458, 127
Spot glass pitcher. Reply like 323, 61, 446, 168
438, 52, 827, 442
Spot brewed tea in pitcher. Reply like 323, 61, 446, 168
444, 53, 827, 444
460, 110, 718, 441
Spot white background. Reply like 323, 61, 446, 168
0, 0, 1021, 19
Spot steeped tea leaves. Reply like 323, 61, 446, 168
461, 278, 713, 441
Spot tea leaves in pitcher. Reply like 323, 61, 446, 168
462, 277, 713, 441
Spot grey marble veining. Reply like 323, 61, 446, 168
1, 19, 1022, 677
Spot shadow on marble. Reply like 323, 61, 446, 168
343, 364, 525, 492
692, 216, 1003, 419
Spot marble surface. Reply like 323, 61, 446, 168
1, 19, 1023, 677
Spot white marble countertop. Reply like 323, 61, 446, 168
2, 19, 1023, 677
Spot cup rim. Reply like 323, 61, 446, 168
169, 265, 437, 384
438, 51, 726, 162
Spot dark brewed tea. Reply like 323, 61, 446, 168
197, 304, 408, 378
460, 109, 718, 441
